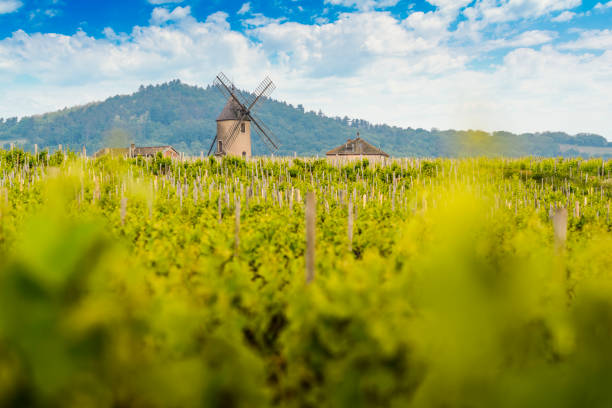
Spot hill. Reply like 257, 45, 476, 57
0, 80, 610, 157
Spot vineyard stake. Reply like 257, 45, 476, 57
235, 198, 240, 256
305, 191, 316, 284
120, 197, 127, 226
348, 199, 353, 253
552, 208, 568, 250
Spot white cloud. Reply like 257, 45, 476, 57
0, 0, 22, 14
204, 11, 231, 30
248, 12, 452, 79
551, 10, 576, 22
242, 13, 286, 28
402, 0, 472, 44
559, 29, 612, 50
324, 0, 399, 11
426, 0, 473, 13
0, 5, 611, 140
102, 27, 129, 43
0, 7, 267, 94
45, 9, 61, 18
484, 30, 557, 50
150, 6, 192, 25
404, 11, 452, 39
237, 2, 250, 15
464, 0, 581, 25
594, 1, 612, 10
147, 0, 184, 4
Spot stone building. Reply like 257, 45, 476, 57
326, 135, 389, 164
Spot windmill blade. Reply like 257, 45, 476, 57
213, 79, 233, 101
249, 113, 280, 153
251, 122, 279, 153
246, 76, 276, 112
213, 72, 250, 110
206, 134, 218, 156
214, 73, 276, 114
217, 75, 275, 112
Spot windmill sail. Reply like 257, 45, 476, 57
213, 73, 251, 109
250, 113, 280, 152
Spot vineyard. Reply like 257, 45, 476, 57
2, 149, 612, 407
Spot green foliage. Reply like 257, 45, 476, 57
1, 154, 612, 406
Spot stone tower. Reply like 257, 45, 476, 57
215, 98, 252, 159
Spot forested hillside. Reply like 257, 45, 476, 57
0, 80, 609, 157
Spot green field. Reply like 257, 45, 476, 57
1, 149, 612, 407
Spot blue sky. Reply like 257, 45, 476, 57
1, 0, 611, 137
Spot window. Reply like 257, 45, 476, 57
218, 140, 223, 152
242, 151, 246, 158
241, 123, 246, 133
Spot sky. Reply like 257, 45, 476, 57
0, 0, 611, 138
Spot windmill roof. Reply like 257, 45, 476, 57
326, 137, 389, 157
217, 98, 250, 122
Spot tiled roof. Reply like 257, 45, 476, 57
217, 98, 250, 122
326, 137, 389, 157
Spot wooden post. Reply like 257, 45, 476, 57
575, 201, 580, 218
80, 179, 84, 204
218, 193, 222, 224
120, 197, 127, 226
93, 178, 99, 204
348, 199, 353, 253
305, 191, 316, 284
235, 198, 240, 256
552, 207, 568, 284
552, 208, 567, 250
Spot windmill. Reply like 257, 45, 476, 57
207, 72, 280, 158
